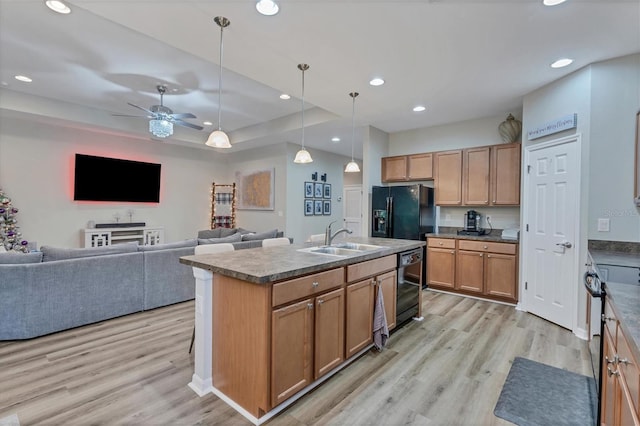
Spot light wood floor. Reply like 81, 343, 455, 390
0, 291, 592, 425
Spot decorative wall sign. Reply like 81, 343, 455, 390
236, 168, 275, 210
527, 114, 577, 140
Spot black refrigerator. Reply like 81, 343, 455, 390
371, 184, 436, 240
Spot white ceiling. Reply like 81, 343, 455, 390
1, 0, 639, 159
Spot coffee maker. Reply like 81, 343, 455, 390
457, 210, 487, 236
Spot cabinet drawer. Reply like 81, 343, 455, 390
457, 240, 516, 255
347, 255, 396, 283
272, 268, 344, 307
427, 238, 455, 249
618, 330, 640, 414
603, 299, 618, 346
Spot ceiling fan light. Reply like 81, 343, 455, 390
206, 129, 232, 148
149, 119, 173, 138
294, 148, 313, 164
256, 0, 279, 16
345, 161, 360, 173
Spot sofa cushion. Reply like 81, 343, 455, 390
41, 242, 139, 262
198, 232, 242, 245
197, 228, 238, 239
0, 252, 43, 264
241, 229, 278, 241
138, 239, 197, 252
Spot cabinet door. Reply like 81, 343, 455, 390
345, 279, 375, 358
382, 156, 408, 182
271, 298, 314, 407
462, 146, 490, 206
484, 253, 517, 301
602, 329, 617, 426
377, 270, 397, 331
434, 150, 462, 205
314, 288, 345, 380
427, 247, 456, 289
407, 153, 433, 180
456, 250, 484, 293
491, 143, 521, 205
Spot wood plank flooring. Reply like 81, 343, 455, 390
0, 290, 592, 425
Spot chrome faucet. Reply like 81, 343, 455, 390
325, 221, 353, 246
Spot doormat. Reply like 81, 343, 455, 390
494, 357, 597, 426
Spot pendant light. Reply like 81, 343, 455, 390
344, 92, 361, 173
206, 16, 232, 148
293, 64, 313, 164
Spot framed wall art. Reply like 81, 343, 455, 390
323, 184, 331, 199
314, 200, 323, 215
314, 182, 323, 198
304, 199, 313, 216
236, 168, 275, 210
304, 182, 314, 198
323, 200, 331, 215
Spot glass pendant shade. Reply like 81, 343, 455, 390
294, 148, 313, 164
345, 160, 360, 173
149, 119, 173, 138
205, 129, 231, 148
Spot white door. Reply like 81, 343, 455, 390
523, 136, 581, 330
343, 185, 363, 237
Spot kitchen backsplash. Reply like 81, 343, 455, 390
588, 240, 640, 255
438, 206, 520, 231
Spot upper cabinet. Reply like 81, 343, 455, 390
490, 143, 521, 206
434, 150, 463, 205
462, 146, 491, 206
381, 153, 433, 182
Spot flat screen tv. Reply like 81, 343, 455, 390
73, 154, 161, 203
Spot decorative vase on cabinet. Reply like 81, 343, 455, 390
498, 114, 522, 143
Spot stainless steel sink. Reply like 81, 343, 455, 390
297, 243, 385, 257
332, 242, 385, 251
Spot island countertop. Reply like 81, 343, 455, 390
179, 237, 424, 284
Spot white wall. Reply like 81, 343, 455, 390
362, 126, 389, 236
0, 116, 228, 248
285, 143, 353, 244
589, 54, 640, 242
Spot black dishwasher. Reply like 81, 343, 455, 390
396, 248, 423, 326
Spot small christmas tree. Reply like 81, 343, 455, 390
0, 189, 29, 253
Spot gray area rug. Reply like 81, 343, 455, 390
494, 357, 597, 426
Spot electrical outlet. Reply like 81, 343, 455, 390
597, 218, 610, 232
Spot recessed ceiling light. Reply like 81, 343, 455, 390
256, 0, 279, 16
203, 121, 213, 126
550, 58, 573, 68
1, 81, 8, 86
369, 78, 385, 87
331, 137, 341, 143
45, 1, 71, 14
14, 75, 32, 83
279, 94, 291, 100
543, 0, 567, 6
413, 105, 426, 112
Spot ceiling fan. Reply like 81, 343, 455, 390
114, 84, 204, 138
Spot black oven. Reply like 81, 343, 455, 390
396, 248, 423, 326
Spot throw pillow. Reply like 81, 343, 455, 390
218, 227, 238, 238
0, 252, 44, 264
138, 239, 197, 252
198, 232, 242, 245
241, 229, 278, 241
197, 228, 222, 239
41, 241, 139, 262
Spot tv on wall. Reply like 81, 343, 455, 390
73, 154, 161, 203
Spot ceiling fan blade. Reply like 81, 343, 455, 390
170, 112, 197, 119
112, 113, 149, 118
174, 120, 204, 131
127, 102, 156, 116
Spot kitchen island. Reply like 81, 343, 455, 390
179, 237, 424, 425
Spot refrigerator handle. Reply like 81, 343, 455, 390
386, 196, 393, 238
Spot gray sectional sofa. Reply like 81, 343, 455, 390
0, 227, 287, 340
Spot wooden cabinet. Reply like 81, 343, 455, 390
456, 249, 484, 293
434, 150, 463, 205
381, 153, 433, 182
313, 288, 345, 380
462, 146, 491, 206
345, 255, 397, 358
490, 143, 521, 205
427, 238, 456, 289
600, 297, 640, 426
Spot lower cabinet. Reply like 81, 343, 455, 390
427, 238, 456, 289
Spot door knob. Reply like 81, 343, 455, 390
556, 242, 572, 249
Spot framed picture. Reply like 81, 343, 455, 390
314, 182, 324, 198
304, 182, 314, 198
323, 184, 331, 199
304, 199, 314, 216
323, 200, 331, 215
314, 200, 323, 215
236, 168, 275, 210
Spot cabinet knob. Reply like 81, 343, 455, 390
487, 254, 491, 258
450, 250, 455, 254
439, 242, 443, 245
312, 281, 319, 288
307, 303, 314, 310
483, 245, 488, 249
607, 366, 620, 377
606, 355, 618, 365
317, 299, 324, 305
480, 253, 483, 257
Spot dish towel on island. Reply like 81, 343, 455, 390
373, 285, 389, 351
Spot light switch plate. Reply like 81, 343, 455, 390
597, 218, 610, 232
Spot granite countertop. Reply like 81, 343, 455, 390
590, 248, 640, 367
425, 230, 519, 244
179, 237, 424, 284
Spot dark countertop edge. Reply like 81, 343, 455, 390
425, 232, 519, 244
180, 239, 425, 284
